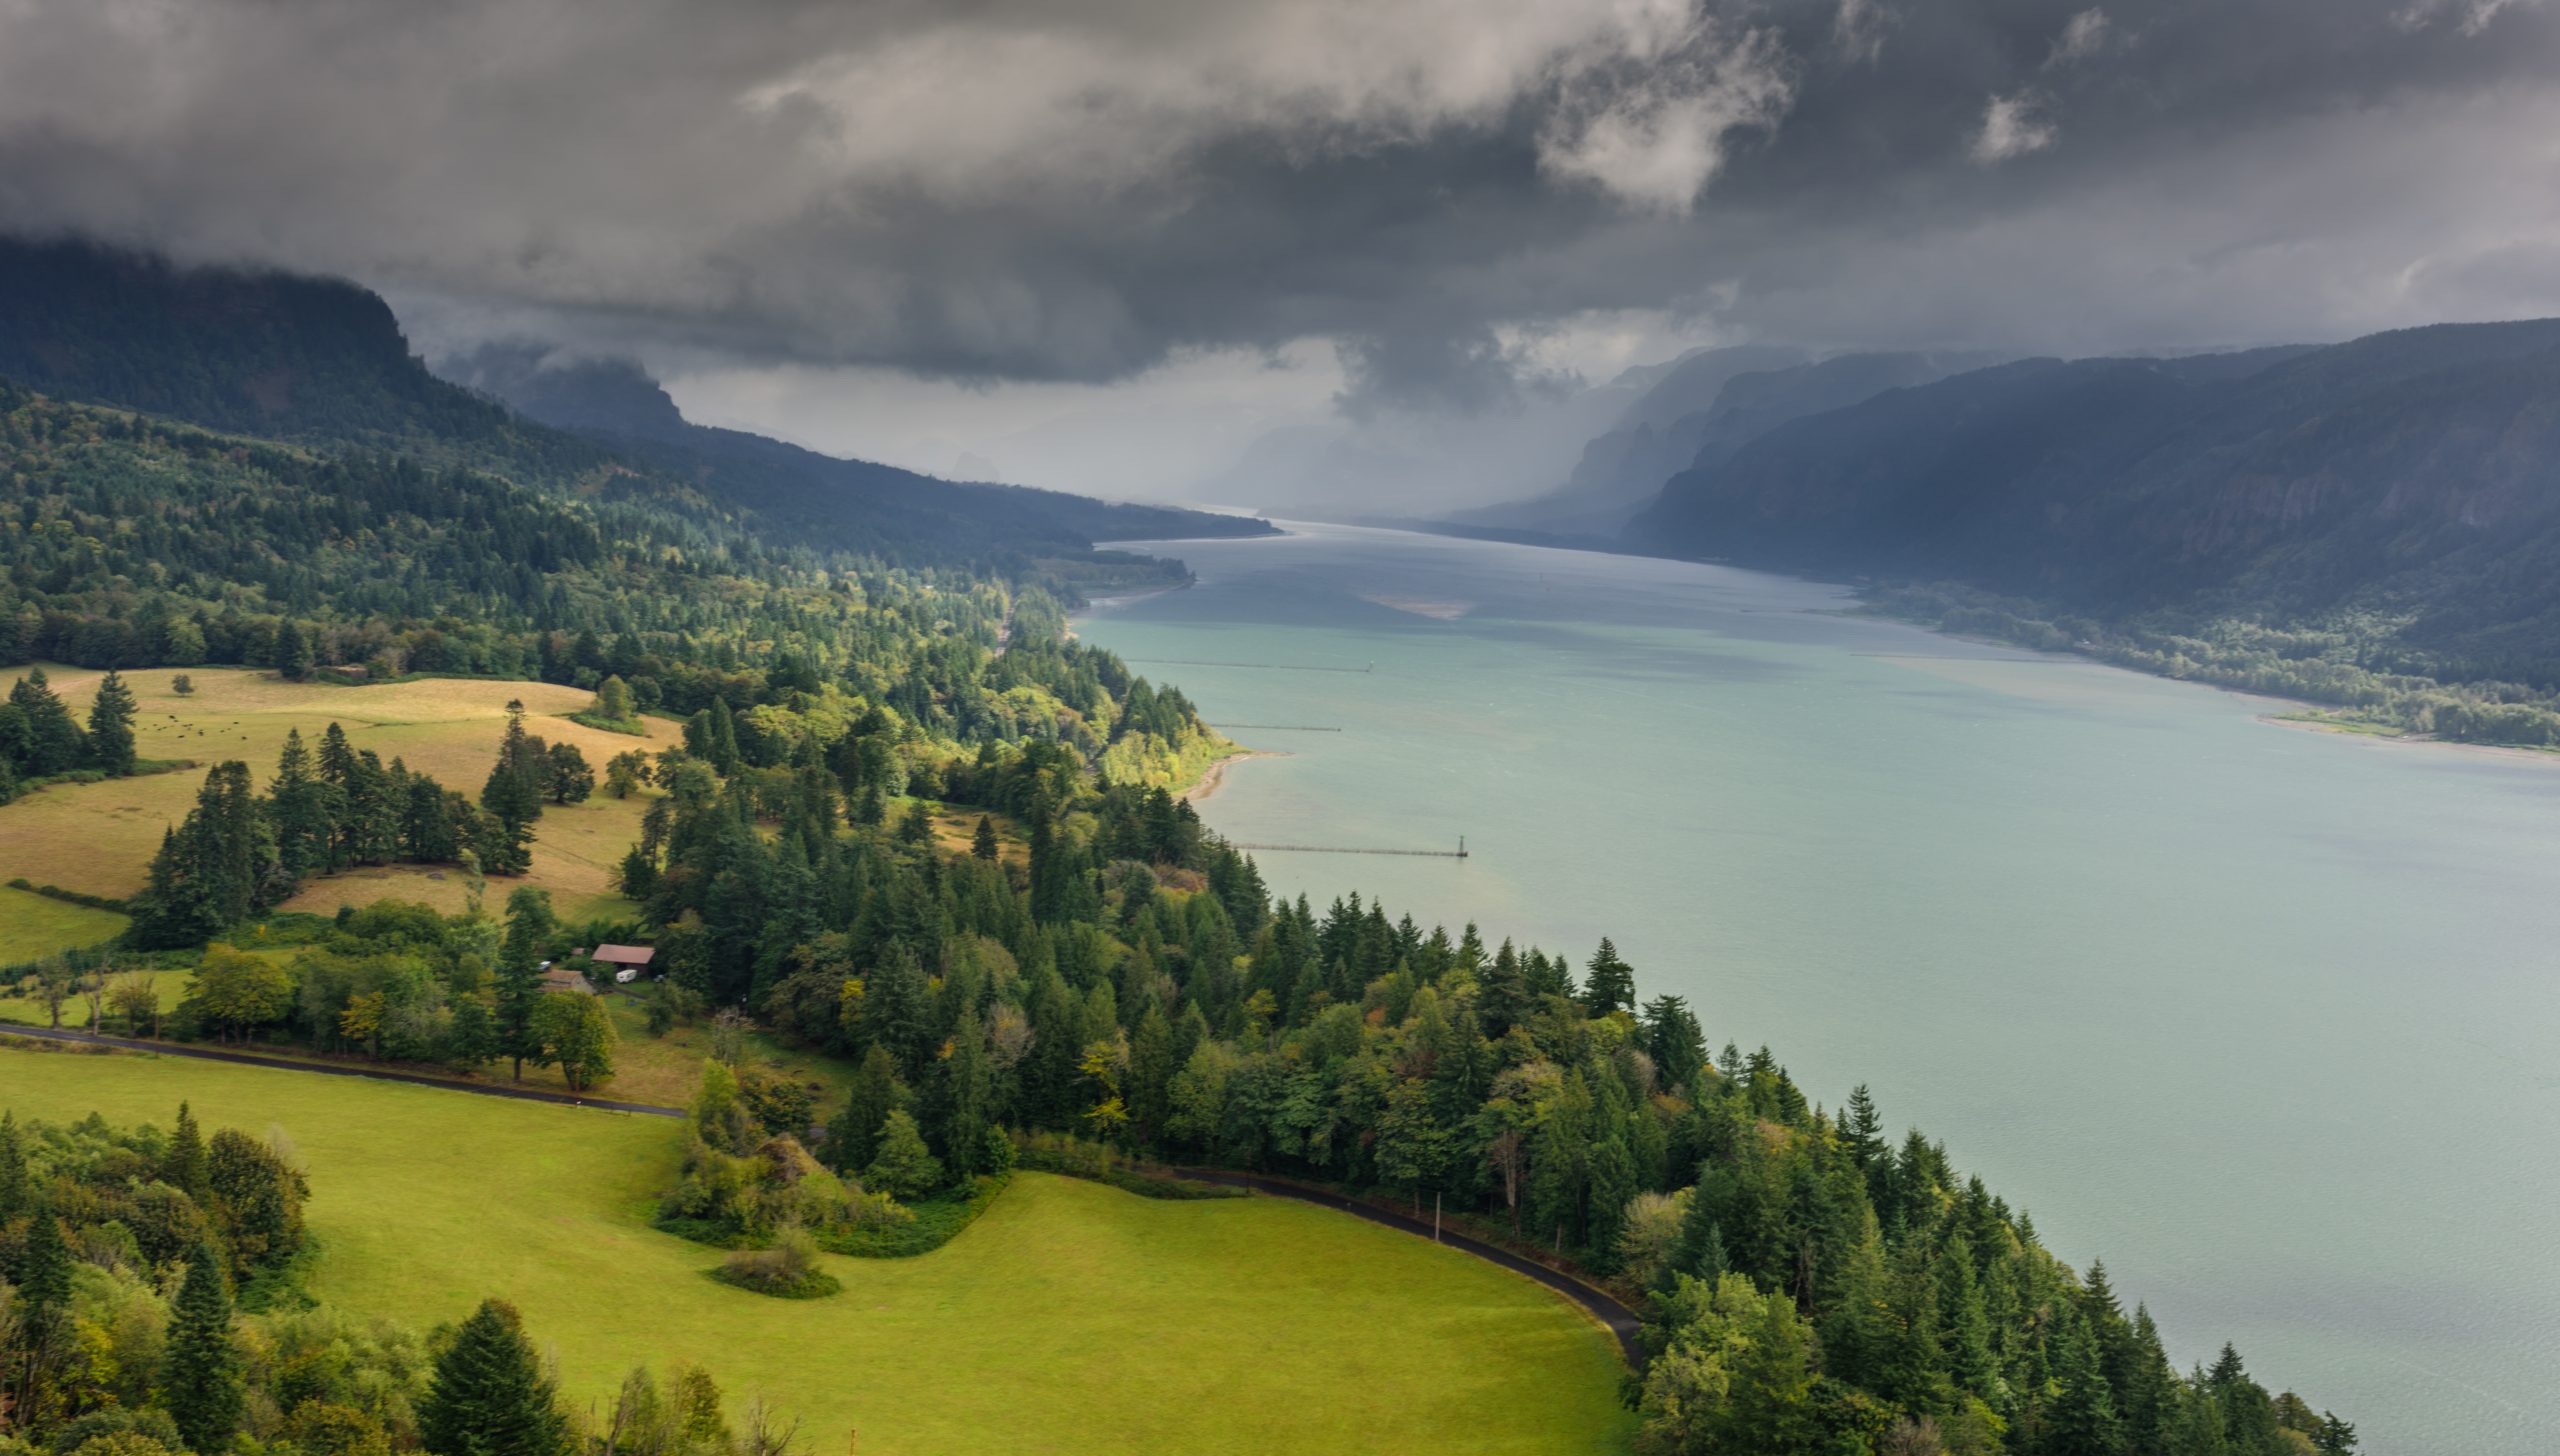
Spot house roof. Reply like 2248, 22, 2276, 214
592, 943, 655, 966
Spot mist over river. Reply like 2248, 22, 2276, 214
1078, 521, 2560, 1456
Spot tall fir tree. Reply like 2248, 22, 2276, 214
418, 1300, 570, 1456
8, 666, 86, 775
13, 1193, 72, 1325
163, 1241, 246, 1454
273, 620, 315, 681
163, 1100, 210, 1197
1582, 937, 1637, 1016
270, 728, 331, 879
85, 668, 137, 774
495, 887, 558, 1080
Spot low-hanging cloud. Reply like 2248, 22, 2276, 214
0, 0, 2555, 421
1971, 91, 2058, 163
2046, 9, 2116, 65
1537, 20, 1796, 214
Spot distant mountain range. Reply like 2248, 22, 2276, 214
436, 343, 1271, 563
1450, 347, 2006, 539
0, 237, 1269, 569
1629, 323, 2560, 685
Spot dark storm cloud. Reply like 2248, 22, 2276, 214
0, 0, 2554, 409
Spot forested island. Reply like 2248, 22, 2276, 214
0, 243, 2364, 1456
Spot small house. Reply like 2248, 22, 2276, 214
592, 943, 656, 984
537, 962, 594, 995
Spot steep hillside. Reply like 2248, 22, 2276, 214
1450, 345, 1804, 536
1634, 325, 2560, 692
1455, 348, 1993, 538
0, 237, 1269, 568
439, 345, 1274, 559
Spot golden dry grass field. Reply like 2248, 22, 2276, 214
0, 666, 663, 922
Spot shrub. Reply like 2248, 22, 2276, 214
712, 1226, 840, 1299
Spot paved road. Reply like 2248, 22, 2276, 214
0, 1023, 684, 1116
1179, 1167, 1649, 1372
1, 1024, 1651, 1370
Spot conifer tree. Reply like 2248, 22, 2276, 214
1582, 937, 1637, 1016
270, 728, 330, 879
706, 698, 742, 775
0, 1112, 25, 1222
8, 666, 86, 774
895, 799, 934, 847
164, 1100, 210, 1197
419, 1299, 569, 1456
1479, 939, 1528, 1038
86, 668, 137, 774
2047, 1316, 2129, 1456
822, 1047, 905, 1173
131, 824, 221, 950
940, 1009, 993, 1178
163, 1241, 245, 1454
273, 620, 315, 681
495, 886, 557, 1080
1639, 993, 1706, 1091
971, 814, 999, 861
14, 1193, 72, 1324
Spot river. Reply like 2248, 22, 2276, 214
1077, 520, 2560, 1456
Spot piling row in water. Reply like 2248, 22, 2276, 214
1126, 658, 1375, 673
1231, 838, 1469, 859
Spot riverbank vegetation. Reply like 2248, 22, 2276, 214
1871, 580, 2560, 748
3, 599, 2361, 1453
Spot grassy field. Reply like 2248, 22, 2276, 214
0, 965, 188, 1030
0, 1050, 1634, 1456
0, 885, 130, 963
592, 996, 859, 1108
0, 666, 662, 922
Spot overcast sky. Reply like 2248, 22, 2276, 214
4, 0, 2556, 505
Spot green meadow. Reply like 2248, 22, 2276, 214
0, 1049, 1635, 1456
0, 884, 129, 964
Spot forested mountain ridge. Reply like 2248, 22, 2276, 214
1629, 321, 2560, 735
438, 344, 1272, 564
0, 236, 1269, 568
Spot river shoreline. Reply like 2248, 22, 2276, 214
1183, 749, 1284, 804
2253, 710, 2560, 765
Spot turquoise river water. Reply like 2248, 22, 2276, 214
1077, 521, 2560, 1456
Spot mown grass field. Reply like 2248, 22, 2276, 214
0, 1050, 1635, 1456
0, 885, 130, 964
0, 666, 662, 922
